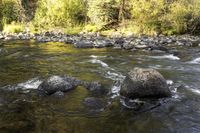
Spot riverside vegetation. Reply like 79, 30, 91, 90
1, 0, 200, 35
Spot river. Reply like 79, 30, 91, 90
0, 41, 200, 133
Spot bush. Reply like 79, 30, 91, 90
130, 0, 200, 35
130, 0, 167, 35
166, 0, 200, 34
87, 0, 119, 26
34, 0, 87, 28
1, 0, 20, 26
3, 22, 25, 33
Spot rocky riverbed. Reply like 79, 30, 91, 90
0, 31, 200, 51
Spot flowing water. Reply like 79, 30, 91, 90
0, 41, 200, 133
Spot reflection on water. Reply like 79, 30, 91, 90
0, 41, 200, 133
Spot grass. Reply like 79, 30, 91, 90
3, 23, 25, 33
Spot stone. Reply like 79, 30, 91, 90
38, 76, 77, 95
74, 40, 94, 48
83, 82, 107, 95
83, 97, 106, 110
94, 38, 113, 48
120, 68, 171, 99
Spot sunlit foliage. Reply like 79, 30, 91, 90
1, 0, 200, 35
34, 0, 87, 28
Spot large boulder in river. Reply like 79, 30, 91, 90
120, 68, 171, 99
38, 76, 81, 95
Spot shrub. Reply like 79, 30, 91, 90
130, 0, 200, 35
1, 0, 20, 26
87, 0, 119, 26
3, 22, 25, 33
130, 0, 167, 35
34, 0, 87, 28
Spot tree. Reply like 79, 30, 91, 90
0, 0, 2, 30
118, 0, 125, 23
87, 0, 118, 26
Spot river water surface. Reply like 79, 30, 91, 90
0, 41, 200, 133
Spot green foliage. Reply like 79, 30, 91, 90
87, 0, 119, 26
130, 0, 167, 35
34, 0, 87, 28
63, 26, 84, 35
1, 0, 19, 26
84, 24, 102, 32
3, 22, 25, 33
1, 0, 200, 35
166, 0, 200, 34
130, 0, 200, 35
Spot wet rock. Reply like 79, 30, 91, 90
83, 97, 106, 110
123, 41, 134, 50
114, 38, 125, 45
120, 68, 171, 99
74, 40, 94, 48
191, 40, 200, 47
0, 33, 4, 39
51, 91, 65, 98
94, 38, 113, 48
150, 45, 168, 52
4, 34, 19, 40
64, 37, 74, 44
44, 31, 51, 36
38, 76, 77, 95
168, 49, 179, 56
83, 82, 108, 95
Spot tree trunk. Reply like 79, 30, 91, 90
118, 0, 125, 24
0, 0, 2, 30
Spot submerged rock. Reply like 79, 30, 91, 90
120, 68, 171, 99
83, 82, 108, 95
83, 97, 107, 110
38, 76, 78, 95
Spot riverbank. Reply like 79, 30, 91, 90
1, 31, 200, 52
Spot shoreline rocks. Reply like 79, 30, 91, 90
120, 68, 171, 99
0, 31, 200, 51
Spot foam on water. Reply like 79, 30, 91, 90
149, 54, 180, 60
181, 85, 200, 96
110, 85, 121, 98
167, 80, 174, 85
188, 57, 200, 64
89, 59, 109, 68
105, 71, 125, 81
190, 88, 200, 95
90, 55, 107, 58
